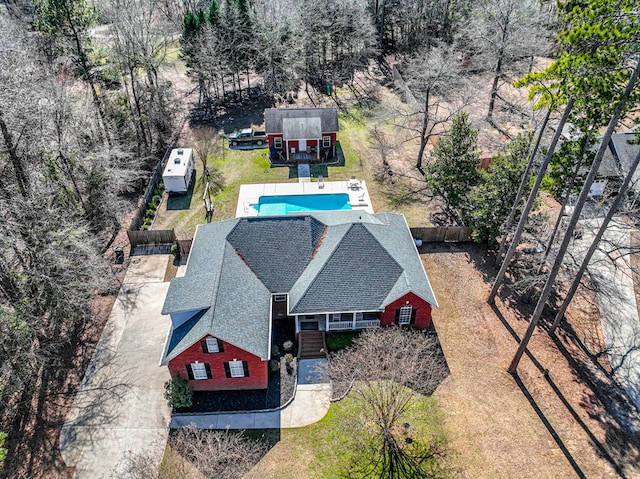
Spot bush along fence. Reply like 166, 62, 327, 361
410, 226, 473, 243
130, 148, 172, 231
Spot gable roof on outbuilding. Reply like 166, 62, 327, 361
264, 108, 340, 135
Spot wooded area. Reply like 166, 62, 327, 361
0, 0, 638, 476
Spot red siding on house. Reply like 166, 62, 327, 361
380, 293, 433, 329
267, 133, 336, 146
267, 133, 283, 148
168, 336, 268, 391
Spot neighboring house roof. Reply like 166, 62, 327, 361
264, 108, 340, 136
609, 131, 640, 190
161, 211, 437, 365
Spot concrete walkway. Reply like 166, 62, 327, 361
577, 219, 640, 410
60, 255, 172, 478
171, 358, 331, 429
297, 163, 311, 182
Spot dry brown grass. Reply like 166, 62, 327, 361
423, 243, 640, 479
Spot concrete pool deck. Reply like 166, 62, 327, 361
235, 179, 374, 217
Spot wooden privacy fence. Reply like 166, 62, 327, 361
410, 226, 473, 243
176, 239, 192, 260
127, 229, 176, 249
130, 148, 173, 231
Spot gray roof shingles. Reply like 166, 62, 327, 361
161, 211, 437, 364
264, 108, 339, 135
290, 223, 403, 314
226, 216, 324, 293
282, 117, 322, 140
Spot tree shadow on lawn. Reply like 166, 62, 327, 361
491, 302, 637, 478
421, 242, 639, 476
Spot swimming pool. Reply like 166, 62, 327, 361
253, 193, 352, 216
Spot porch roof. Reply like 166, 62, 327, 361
282, 117, 322, 140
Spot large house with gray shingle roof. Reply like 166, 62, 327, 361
160, 210, 438, 391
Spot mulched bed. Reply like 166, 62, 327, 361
180, 363, 296, 413
176, 318, 298, 413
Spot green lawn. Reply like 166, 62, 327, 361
246, 392, 449, 479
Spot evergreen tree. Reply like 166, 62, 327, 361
467, 133, 532, 242
425, 110, 480, 223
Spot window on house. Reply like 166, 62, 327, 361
274, 137, 283, 149
189, 362, 211, 380
201, 337, 224, 353
398, 305, 412, 325
205, 337, 219, 353
227, 359, 246, 378
330, 313, 341, 322
322, 136, 331, 148
355, 312, 363, 321
273, 294, 287, 302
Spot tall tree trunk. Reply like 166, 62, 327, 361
487, 20, 508, 124
0, 110, 29, 198
507, 61, 640, 373
416, 88, 430, 169
538, 131, 593, 269
489, 99, 574, 302
550, 147, 640, 334
496, 108, 551, 265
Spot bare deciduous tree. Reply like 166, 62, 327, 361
460, 0, 551, 125
123, 425, 267, 479
327, 327, 449, 478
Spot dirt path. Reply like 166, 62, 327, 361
424, 243, 640, 479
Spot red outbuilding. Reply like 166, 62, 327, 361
264, 107, 339, 164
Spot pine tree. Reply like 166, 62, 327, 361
425, 110, 480, 223
467, 133, 532, 243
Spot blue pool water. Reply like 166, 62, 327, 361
254, 193, 352, 216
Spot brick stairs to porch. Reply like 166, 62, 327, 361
298, 331, 328, 360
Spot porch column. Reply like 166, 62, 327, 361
352, 313, 356, 330
317, 139, 320, 160
286, 140, 290, 161
325, 314, 329, 331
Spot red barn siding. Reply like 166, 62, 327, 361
267, 134, 283, 148
168, 336, 268, 391
380, 293, 432, 329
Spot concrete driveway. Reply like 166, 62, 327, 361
60, 255, 172, 478
575, 219, 640, 411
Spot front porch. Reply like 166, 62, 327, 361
296, 312, 381, 333
268, 141, 343, 166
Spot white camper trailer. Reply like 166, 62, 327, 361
163, 148, 194, 194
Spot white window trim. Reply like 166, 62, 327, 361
191, 362, 208, 380
399, 305, 412, 325
229, 360, 245, 378
205, 337, 219, 353
322, 136, 331, 148
273, 294, 287, 302
274, 137, 283, 149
